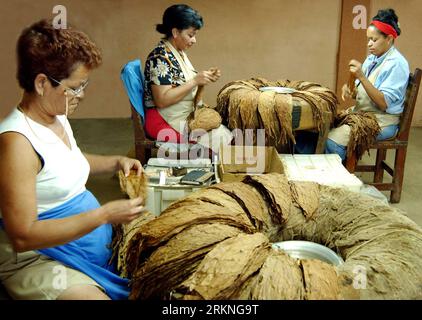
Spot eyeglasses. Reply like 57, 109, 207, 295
48, 76, 89, 96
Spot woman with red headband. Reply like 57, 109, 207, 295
326, 8, 410, 160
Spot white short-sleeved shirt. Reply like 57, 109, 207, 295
0, 108, 90, 216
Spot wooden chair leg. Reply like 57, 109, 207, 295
345, 152, 358, 173
135, 143, 146, 165
145, 147, 153, 165
374, 149, 387, 183
390, 147, 407, 203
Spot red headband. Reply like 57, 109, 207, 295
371, 20, 398, 39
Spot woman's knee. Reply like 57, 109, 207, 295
325, 139, 347, 161
377, 125, 398, 141
325, 139, 341, 153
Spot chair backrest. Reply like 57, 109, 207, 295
120, 59, 146, 122
397, 68, 422, 141
121, 60, 156, 162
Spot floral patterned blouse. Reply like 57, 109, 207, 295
144, 40, 191, 108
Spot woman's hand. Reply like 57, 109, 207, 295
348, 59, 365, 81
100, 197, 145, 225
341, 83, 353, 101
194, 68, 221, 86
208, 67, 221, 82
117, 156, 143, 177
151, 67, 221, 109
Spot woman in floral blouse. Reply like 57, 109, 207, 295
144, 4, 232, 152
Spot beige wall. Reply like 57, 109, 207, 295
2, 1, 420, 125
0, 0, 341, 120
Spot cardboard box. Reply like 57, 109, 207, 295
218, 145, 284, 182
146, 185, 204, 216
279, 154, 363, 192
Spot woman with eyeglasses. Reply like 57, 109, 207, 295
326, 8, 410, 160
0, 19, 144, 300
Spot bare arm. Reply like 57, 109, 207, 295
358, 77, 388, 111
0, 133, 144, 252
83, 153, 143, 176
152, 69, 221, 109
349, 59, 388, 111
151, 79, 197, 109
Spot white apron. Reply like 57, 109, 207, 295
328, 51, 400, 146
158, 40, 197, 132
160, 40, 233, 153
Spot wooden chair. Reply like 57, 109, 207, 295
121, 59, 158, 165
122, 60, 209, 165
128, 89, 198, 165
345, 68, 422, 203
130, 105, 157, 165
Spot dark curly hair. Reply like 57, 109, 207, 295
156, 4, 203, 38
17, 19, 102, 92
371, 8, 401, 37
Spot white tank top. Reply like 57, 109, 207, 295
0, 108, 90, 216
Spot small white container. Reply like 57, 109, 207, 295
279, 154, 363, 192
